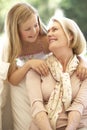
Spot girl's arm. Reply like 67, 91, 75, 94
8, 59, 49, 85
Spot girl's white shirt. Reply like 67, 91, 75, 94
16, 52, 50, 67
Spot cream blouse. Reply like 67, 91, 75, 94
26, 67, 87, 129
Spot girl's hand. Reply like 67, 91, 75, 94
76, 56, 87, 81
76, 64, 87, 81
28, 59, 49, 76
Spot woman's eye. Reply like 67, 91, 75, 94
47, 29, 50, 33
53, 28, 58, 32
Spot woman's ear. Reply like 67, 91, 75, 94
69, 32, 73, 41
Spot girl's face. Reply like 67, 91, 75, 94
47, 20, 68, 52
19, 14, 39, 43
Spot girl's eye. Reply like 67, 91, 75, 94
25, 24, 39, 31
34, 23, 39, 28
25, 28, 31, 31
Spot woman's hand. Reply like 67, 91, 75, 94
28, 59, 49, 76
65, 111, 81, 130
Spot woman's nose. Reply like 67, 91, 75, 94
47, 31, 52, 37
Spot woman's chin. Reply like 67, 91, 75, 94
49, 46, 55, 52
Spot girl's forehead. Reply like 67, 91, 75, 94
21, 14, 38, 24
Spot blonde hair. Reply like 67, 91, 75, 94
48, 16, 86, 55
4, 2, 47, 75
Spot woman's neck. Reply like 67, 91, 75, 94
53, 48, 73, 72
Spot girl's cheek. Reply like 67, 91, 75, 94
21, 32, 28, 38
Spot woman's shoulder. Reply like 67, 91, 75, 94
27, 69, 41, 80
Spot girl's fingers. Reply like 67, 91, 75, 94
34, 63, 49, 76
76, 68, 87, 81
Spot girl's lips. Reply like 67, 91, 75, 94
28, 35, 37, 38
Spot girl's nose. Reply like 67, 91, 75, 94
31, 27, 36, 35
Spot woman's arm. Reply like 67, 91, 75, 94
65, 111, 81, 130
66, 78, 87, 130
26, 70, 53, 130
8, 59, 49, 85
34, 111, 53, 130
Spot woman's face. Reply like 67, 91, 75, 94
18, 14, 39, 43
47, 20, 68, 52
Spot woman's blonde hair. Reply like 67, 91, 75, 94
4, 2, 47, 75
48, 16, 86, 55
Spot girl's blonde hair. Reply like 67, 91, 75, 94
48, 16, 86, 55
4, 2, 47, 75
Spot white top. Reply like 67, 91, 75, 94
16, 52, 49, 67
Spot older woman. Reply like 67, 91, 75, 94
26, 16, 87, 130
